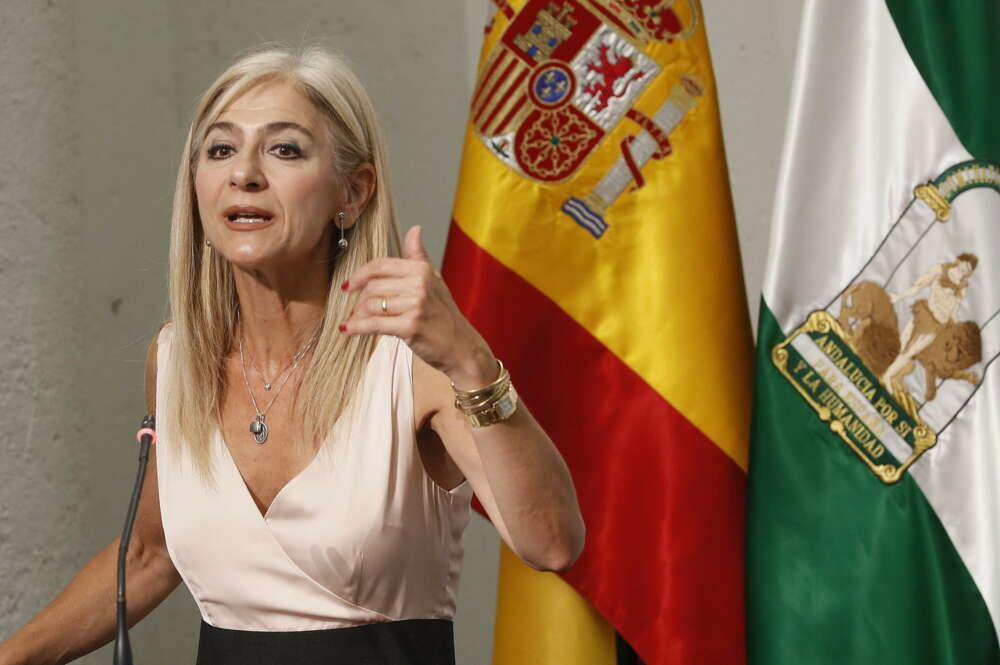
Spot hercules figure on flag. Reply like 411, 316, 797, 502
883, 253, 982, 398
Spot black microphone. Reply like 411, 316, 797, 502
114, 414, 157, 665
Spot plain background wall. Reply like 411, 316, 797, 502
0, 2, 801, 663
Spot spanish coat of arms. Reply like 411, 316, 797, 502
473, 0, 702, 237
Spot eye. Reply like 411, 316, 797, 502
206, 143, 234, 159
271, 142, 303, 159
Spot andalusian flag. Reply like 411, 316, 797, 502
748, 1, 1000, 663
442, 1, 751, 663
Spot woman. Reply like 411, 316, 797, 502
0, 45, 584, 665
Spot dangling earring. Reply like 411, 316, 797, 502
337, 211, 348, 250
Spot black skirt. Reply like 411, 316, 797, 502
195, 618, 456, 665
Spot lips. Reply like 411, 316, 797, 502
222, 205, 275, 222
221, 205, 276, 231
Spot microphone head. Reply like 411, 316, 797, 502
136, 414, 157, 445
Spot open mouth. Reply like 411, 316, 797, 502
227, 212, 273, 224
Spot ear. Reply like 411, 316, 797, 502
343, 162, 377, 226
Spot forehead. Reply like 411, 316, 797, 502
213, 79, 324, 131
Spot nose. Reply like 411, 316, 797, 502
230, 151, 267, 190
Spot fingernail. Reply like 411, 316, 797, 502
340, 280, 349, 291
338, 323, 347, 332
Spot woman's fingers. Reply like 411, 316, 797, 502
339, 246, 458, 366
352, 276, 414, 299
356, 294, 419, 317
403, 225, 433, 265
343, 257, 417, 293
340, 309, 417, 338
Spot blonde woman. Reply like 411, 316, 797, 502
0, 45, 584, 665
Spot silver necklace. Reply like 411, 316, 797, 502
237, 322, 321, 444
245, 335, 314, 391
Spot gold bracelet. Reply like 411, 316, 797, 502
462, 382, 519, 429
459, 376, 510, 412
452, 359, 519, 428
452, 360, 507, 400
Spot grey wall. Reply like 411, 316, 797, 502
704, 0, 802, 327
0, 2, 801, 663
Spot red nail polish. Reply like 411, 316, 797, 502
338, 323, 347, 332
340, 280, 349, 291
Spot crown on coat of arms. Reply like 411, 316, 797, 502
598, 0, 700, 44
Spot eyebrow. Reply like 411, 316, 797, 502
205, 121, 316, 141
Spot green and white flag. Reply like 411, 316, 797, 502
748, 1, 1000, 663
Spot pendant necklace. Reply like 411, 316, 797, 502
245, 328, 319, 391
238, 320, 321, 444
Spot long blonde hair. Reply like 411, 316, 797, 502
165, 44, 401, 479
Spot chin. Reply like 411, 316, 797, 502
222, 244, 283, 271
226, 244, 326, 275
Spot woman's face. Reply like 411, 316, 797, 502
194, 79, 345, 272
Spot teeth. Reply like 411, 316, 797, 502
229, 216, 269, 223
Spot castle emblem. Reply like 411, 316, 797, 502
472, 0, 702, 237
772, 161, 1000, 484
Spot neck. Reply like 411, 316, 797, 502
233, 259, 330, 374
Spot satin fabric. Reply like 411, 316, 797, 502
444, 224, 748, 665
443, 2, 753, 662
759, 0, 1000, 643
450, 0, 753, 472
154, 324, 473, 632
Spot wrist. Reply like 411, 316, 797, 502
451, 358, 519, 429
447, 343, 499, 391
2, 621, 55, 665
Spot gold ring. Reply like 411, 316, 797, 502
381, 298, 388, 315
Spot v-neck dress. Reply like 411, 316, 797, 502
153, 323, 473, 663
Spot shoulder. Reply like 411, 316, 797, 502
145, 321, 171, 414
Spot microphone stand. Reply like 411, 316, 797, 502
114, 414, 157, 665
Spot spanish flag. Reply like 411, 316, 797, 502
442, 2, 751, 663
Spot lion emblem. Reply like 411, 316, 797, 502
838, 252, 982, 403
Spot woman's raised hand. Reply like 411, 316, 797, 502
340, 226, 498, 389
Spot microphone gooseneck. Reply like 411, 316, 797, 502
114, 414, 157, 665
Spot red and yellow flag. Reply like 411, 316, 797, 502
443, 2, 752, 663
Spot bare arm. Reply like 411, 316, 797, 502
343, 227, 584, 573
415, 355, 585, 572
892, 264, 941, 302
0, 332, 181, 665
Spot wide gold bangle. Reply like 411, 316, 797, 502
452, 359, 519, 428
465, 383, 518, 429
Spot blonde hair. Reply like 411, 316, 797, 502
165, 44, 402, 479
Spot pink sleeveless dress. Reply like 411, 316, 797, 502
153, 323, 473, 654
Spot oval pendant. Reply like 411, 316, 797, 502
250, 418, 268, 444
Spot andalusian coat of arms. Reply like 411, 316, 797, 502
773, 161, 1000, 483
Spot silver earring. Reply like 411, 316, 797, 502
205, 239, 212, 247
337, 211, 348, 250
